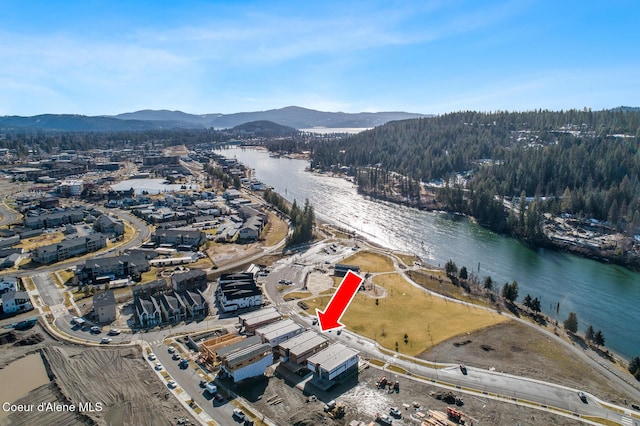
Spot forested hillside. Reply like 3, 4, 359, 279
310, 109, 640, 242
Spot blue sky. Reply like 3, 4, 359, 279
1, 0, 638, 116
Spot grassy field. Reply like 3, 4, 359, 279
407, 270, 490, 307
302, 272, 509, 356
263, 212, 288, 246
394, 253, 419, 267
16, 232, 65, 250
340, 250, 395, 273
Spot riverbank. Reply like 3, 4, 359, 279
350, 174, 640, 272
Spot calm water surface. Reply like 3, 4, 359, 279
220, 147, 640, 360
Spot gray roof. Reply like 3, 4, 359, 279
306, 343, 358, 373
279, 330, 328, 355
216, 335, 262, 359
93, 290, 115, 308
224, 342, 272, 369
239, 307, 281, 326
255, 318, 302, 341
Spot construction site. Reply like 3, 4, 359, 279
234, 361, 582, 426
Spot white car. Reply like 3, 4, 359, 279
154, 363, 163, 371
148, 353, 157, 361
167, 380, 177, 388
232, 409, 245, 421
108, 328, 121, 335
100, 337, 112, 344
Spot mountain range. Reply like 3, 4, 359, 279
0, 106, 426, 132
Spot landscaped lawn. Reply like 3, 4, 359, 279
339, 250, 395, 273
304, 272, 509, 356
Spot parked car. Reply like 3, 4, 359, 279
168, 346, 176, 354
179, 359, 189, 369
100, 337, 112, 344
578, 391, 588, 403
90, 326, 101, 333
167, 380, 177, 389
148, 353, 157, 361
459, 364, 467, 375
108, 328, 121, 335
172, 353, 181, 361
389, 407, 401, 418
214, 393, 224, 402
232, 408, 245, 421
154, 363, 163, 371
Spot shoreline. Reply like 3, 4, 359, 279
307, 166, 640, 273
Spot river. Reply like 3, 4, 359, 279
218, 146, 640, 361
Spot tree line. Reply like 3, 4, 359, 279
310, 109, 640, 242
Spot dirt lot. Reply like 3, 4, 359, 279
0, 324, 196, 426
420, 321, 636, 405
238, 363, 579, 426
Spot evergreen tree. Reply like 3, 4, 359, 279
564, 312, 578, 333
585, 325, 595, 341
593, 330, 605, 346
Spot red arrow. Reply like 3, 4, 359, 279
316, 270, 364, 332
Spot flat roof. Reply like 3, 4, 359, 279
216, 335, 261, 359
239, 307, 281, 326
279, 330, 328, 355
306, 343, 358, 373
225, 342, 272, 368
255, 318, 301, 339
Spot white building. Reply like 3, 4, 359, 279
306, 343, 359, 384
59, 180, 84, 196
215, 273, 262, 313
218, 336, 273, 383
2, 291, 33, 314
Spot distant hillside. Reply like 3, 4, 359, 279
0, 106, 426, 132
113, 106, 427, 129
0, 114, 195, 132
231, 120, 298, 137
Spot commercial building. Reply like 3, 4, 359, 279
334, 264, 361, 277
238, 307, 282, 334
306, 343, 359, 389
255, 318, 304, 347
278, 330, 329, 364
217, 335, 273, 383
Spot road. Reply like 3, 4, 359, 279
262, 239, 640, 425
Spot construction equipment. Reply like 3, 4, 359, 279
376, 375, 387, 388
447, 407, 463, 422
327, 403, 346, 419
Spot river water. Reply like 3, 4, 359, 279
218, 146, 640, 360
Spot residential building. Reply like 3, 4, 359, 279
32, 234, 107, 264
178, 289, 207, 318
93, 290, 116, 323
171, 269, 207, 292
2, 291, 33, 314
77, 253, 149, 284
23, 207, 85, 229
93, 214, 125, 237
215, 273, 262, 313
134, 295, 162, 327
151, 228, 205, 248
0, 278, 18, 294
159, 293, 187, 323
